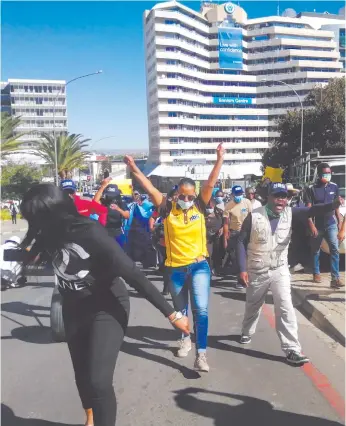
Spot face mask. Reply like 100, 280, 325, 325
215, 197, 223, 204
206, 208, 214, 215
177, 199, 194, 210
320, 173, 331, 183
234, 195, 243, 203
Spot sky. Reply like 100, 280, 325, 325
1, 0, 344, 151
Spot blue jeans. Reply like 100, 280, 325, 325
115, 233, 126, 249
167, 260, 210, 353
312, 223, 339, 279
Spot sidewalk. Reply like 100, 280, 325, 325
1, 219, 28, 235
291, 271, 345, 346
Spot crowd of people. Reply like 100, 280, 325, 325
2, 144, 344, 426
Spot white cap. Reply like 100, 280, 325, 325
286, 183, 300, 193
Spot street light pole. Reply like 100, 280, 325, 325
261, 79, 304, 156
88, 135, 117, 187
53, 70, 103, 185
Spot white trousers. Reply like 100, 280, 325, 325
241, 266, 301, 354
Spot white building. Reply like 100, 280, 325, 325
1, 79, 68, 164
143, 1, 345, 181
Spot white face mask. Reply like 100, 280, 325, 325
206, 208, 214, 215
177, 199, 194, 210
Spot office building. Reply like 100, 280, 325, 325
143, 1, 345, 181
1, 79, 67, 164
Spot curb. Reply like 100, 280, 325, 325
1, 228, 27, 236
292, 286, 346, 347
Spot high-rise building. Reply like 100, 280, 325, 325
1, 78, 68, 164
144, 1, 345, 181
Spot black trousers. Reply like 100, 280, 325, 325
62, 280, 130, 426
127, 229, 156, 268
11, 214, 16, 224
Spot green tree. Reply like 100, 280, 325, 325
31, 133, 90, 179
1, 162, 42, 200
262, 78, 345, 170
1, 113, 27, 157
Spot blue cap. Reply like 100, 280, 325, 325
269, 182, 288, 196
104, 184, 121, 198
231, 185, 244, 195
60, 179, 76, 192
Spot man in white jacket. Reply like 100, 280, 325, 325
237, 183, 341, 365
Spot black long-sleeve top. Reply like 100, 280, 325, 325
237, 201, 340, 273
30, 219, 175, 317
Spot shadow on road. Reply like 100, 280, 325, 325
173, 388, 343, 425
1, 404, 79, 426
208, 334, 285, 364
1, 301, 50, 319
1, 301, 54, 344
122, 325, 200, 379
1, 325, 53, 344
215, 289, 275, 305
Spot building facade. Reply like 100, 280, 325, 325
1, 79, 67, 164
143, 1, 345, 180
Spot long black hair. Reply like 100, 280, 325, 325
20, 183, 87, 252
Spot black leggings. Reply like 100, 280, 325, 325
62, 280, 130, 426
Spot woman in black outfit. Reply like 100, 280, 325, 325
19, 184, 189, 426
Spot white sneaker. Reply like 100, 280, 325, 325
194, 353, 210, 372
176, 337, 192, 357
291, 263, 304, 273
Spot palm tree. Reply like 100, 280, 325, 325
31, 133, 91, 179
1, 112, 26, 157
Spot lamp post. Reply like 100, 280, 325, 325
53, 70, 103, 185
261, 79, 304, 156
88, 136, 117, 186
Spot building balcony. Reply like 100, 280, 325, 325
158, 117, 269, 127
160, 152, 263, 162
154, 10, 210, 34
244, 38, 337, 50
156, 78, 257, 94
159, 129, 279, 138
159, 141, 269, 150
154, 24, 210, 46
244, 26, 334, 39
10, 90, 65, 96
156, 63, 257, 82
158, 103, 268, 114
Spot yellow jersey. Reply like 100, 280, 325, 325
164, 199, 207, 267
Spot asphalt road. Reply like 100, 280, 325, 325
1, 263, 345, 426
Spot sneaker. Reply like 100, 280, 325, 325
235, 280, 244, 289
331, 279, 345, 289
291, 263, 304, 273
313, 274, 322, 283
176, 337, 192, 358
239, 335, 252, 344
194, 353, 209, 372
286, 351, 310, 365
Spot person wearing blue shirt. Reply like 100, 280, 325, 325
305, 162, 344, 289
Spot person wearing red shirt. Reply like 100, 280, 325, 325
60, 180, 92, 217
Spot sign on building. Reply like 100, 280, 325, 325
218, 26, 243, 69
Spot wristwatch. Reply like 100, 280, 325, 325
170, 311, 183, 323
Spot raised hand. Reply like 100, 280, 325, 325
216, 143, 226, 160
123, 155, 135, 168
101, 177, 112, 188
